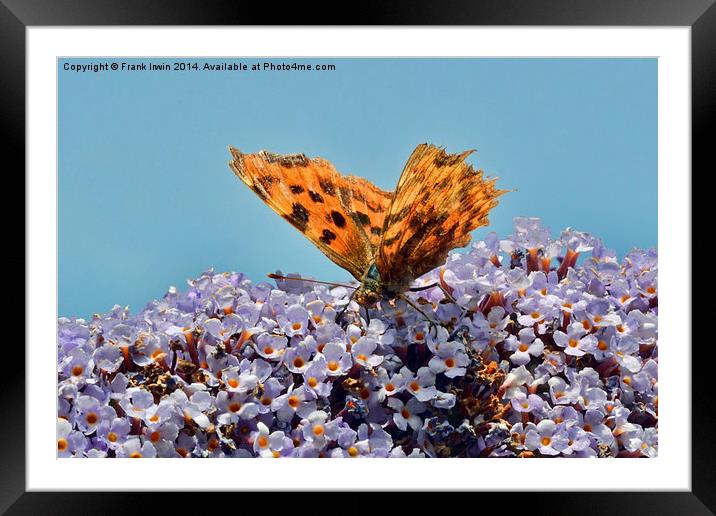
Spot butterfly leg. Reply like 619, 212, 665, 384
409, 282, 458, 305
410, 282, 472, 326
398, 294, 439, 338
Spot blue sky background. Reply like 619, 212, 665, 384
58, 58, 657, 318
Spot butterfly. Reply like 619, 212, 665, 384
228, 143, 506, 315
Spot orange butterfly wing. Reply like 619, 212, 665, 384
377, 143, 506, 289
228, 147, 393, 280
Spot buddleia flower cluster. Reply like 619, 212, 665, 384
57, 217, 657, 458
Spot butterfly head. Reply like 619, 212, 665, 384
355, 264, 383, 308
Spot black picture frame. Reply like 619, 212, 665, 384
4, 0, 707, 513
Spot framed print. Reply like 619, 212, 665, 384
6, 0, 709, 513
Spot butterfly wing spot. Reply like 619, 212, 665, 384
290, 185, 305, 194
330, 211, 347, 228
355, 211, 371, 226
319, 178, 336, 196
308, 190, 324, 203
370, 226, 382, 236
286, 202, 310, 231
319, 229, 337, 245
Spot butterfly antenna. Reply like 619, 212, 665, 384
267, 273, 357, 290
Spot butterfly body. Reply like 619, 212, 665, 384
229, 143, 506, 308
352, 263, 398, 308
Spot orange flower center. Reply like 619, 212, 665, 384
597, 340, 608, 351
263, 346, 274, 355
409, 381, 420, 392
208, 438, 219, 451
518, 344, 529, 352
327, 361, 339, 372
288, 395, 300, 408
356, 354, 368, 362
583, 424, 592, 432
531, 312, 541, 319
227, 378, 239, 389
257, 435, 269, 448
348, 446, 359, 457
385, 383, 395, 392
107, 432, 118, 443
568, 339, 579, 348
293, 357, 305, 368
85, 412, 98, 425
149, 414, 159, 423
307, 377, 318, 388
57, 438, 68, 451
229, 402, 242, 413
582, 319, 591, 330
292, 322, 302, 331
261, 397, 272, 406
415, 332, 425, 341
541, 437, 551, 446
359, 388, 370, 400
313, 425, 325, 437
129, 451, 142, 458
71, 365, 84, 376
150, 431, 161, 443
401, 409, 411, 419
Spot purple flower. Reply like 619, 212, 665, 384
318, 342, 352, 376
428, 341, 469, 378
404, 367, 438, 402
525, 420, 568, 456
510, 390, 544, 414
504, 328, 544, 366
553, 323, 597, 357
387, 397, 426, 431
